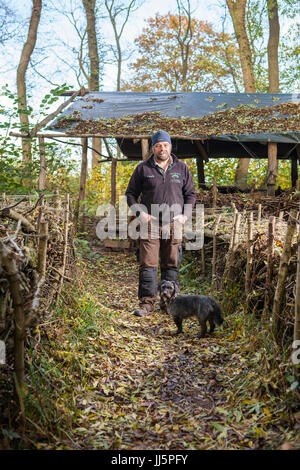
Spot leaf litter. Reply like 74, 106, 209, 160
25, 248, 300, 450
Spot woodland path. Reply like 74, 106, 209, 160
31, 247, 298, 450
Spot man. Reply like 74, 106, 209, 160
125, 130, 196, 317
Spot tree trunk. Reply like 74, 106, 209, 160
82, 0, 101, 170
74, 138, 88, 231
226, 0, 256, 188
267, 0, 280, 92
16, 0, 42, 162
82, 0, 99, 91
226, 0, 256, 92
234, 158, 250, 190
267, 142, 278, 196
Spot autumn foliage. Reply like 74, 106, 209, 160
123, 13, 242, 92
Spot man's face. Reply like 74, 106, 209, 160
153, 141, 171, 161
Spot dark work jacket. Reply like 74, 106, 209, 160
125, 154, 196, 223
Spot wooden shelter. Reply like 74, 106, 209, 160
10, 89, 300, 211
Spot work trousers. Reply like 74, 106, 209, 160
138, 222, 182, 311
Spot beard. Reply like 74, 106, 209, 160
156, 152, 170, 161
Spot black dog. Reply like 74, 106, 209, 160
157, 280, 223, 338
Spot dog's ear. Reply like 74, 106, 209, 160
172, 281, 180, 294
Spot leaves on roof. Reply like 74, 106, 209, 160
51, 102, 300, 137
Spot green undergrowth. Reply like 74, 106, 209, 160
14, 249, 300, 450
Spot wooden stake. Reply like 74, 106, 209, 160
212, 213, 221, 289
212, 177, 217, 213
224, 210, 241, 284
201, 246, 205, 275
272, 209, 298, 339
257, 203, 262, 224
37, 219, 49, 278
57, 194, 70, 299
52, 188, 61, 210
262, 216, 275, 322
245, 211, 254, 297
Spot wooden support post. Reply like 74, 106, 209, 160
38, 137, 46, 191
111, 157, 117, 207
267, 142, 278, 196
195, 141, 209, 162
74, 138, 88, 231
141, 139, 150, 160
245, 211, 254, 297
272, 209, 298, 340
291, 153, 298, 188
196, 157, 205, 189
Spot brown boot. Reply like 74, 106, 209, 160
133, 297, 155, 317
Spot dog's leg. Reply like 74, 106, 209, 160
173, 315, 183, 335
198, 320, 207, 339
208, 318, 215, 334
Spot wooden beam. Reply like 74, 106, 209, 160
9, 131, 208, 140
30, 89, 84, 137
267, 142, 278, 196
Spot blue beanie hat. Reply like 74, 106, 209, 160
151, 130, 171, 147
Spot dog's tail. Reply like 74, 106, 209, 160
212, 302, 223, 326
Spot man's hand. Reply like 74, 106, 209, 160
139, 212, 157, 224
173, 214, 187, 224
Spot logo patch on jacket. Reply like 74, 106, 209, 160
171, 173, 181, 182
146, 175, 155, 178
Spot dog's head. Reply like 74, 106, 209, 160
157, 280, 179, 302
